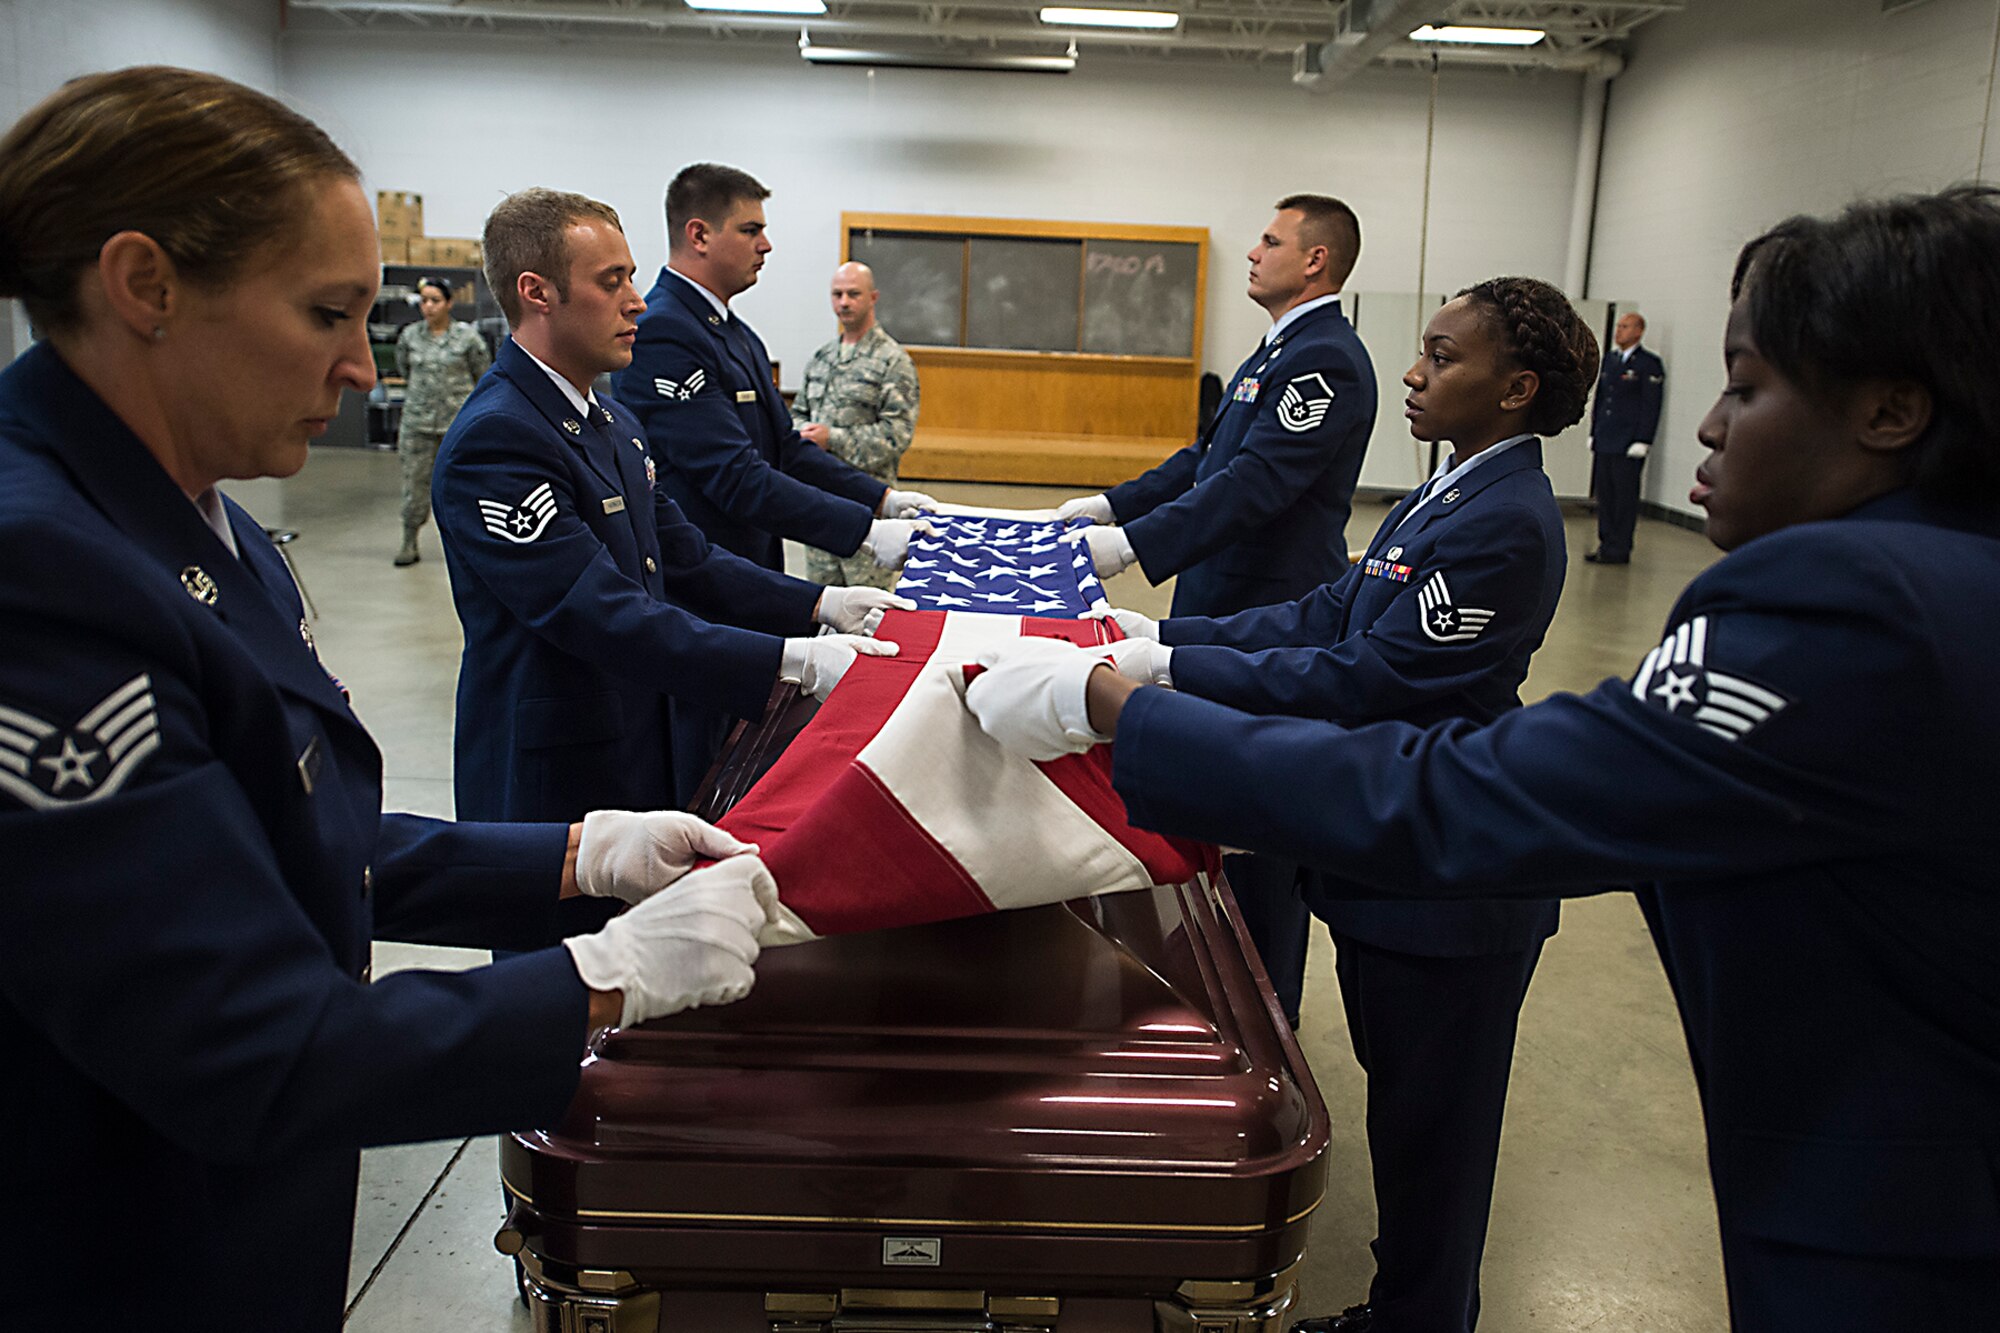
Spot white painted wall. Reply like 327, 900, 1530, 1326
282, 30, 1585, 490
0, 0, 281, 357
1589, 0, 2000, 518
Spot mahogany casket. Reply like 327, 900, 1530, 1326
498, 689, 1331, 1332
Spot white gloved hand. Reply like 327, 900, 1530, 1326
1106, 637, 1174, 688
881, 488, 940, 518
1056, 493, 1115, 524
1081, 525, 1138, 579
861, 517, 935, 570
576, 809, 760, 906
964, 638, 1112, 762
1626, 441, 1651, 460
1095, 607, 1159, 641
564, 854, 780, 1028
815, 585, 915, 636
780, 633, 901, 700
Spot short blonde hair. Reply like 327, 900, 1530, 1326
482, 188, 624, 323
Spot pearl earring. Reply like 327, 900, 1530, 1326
151, 327, 166, 341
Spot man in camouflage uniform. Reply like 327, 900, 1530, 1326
792, 261, 922, 588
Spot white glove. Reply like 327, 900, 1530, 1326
1095, 607, 1159, 641
1081, 525, 1138, 579
1056, 493, 1115, 524
564, 854, 779, 1028
1626, 441, 1650, 460
860, 517, 934, 570
881, 488, 940, 518
780, 632, 900, 700
964, 638, 1112, 762
815, 585, 915, 636
575, 809, 759, 906
1106, 637, 1174, 688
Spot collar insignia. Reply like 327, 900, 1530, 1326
180, 566, 218, 606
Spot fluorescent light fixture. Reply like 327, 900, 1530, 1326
1039, 6, 1180, 29
685, 0, 826, 15
1409, 23, 1546, 46
802, 45, 1076, 72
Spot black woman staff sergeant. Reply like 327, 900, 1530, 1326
968, 187, 2000, 1332
1102, 277, 1596, 1333
0, 67, 780, 1330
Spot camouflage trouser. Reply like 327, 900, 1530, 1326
398, 425, 445, 530
804, 544, 899, 590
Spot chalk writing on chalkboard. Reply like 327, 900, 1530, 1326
1082, 239, 1199, 358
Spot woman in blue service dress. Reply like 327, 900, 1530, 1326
1097, 276, 1598, 1333
968, 187, 2000, 1333
0, 66, 778, 1331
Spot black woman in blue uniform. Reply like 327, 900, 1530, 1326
968, 187, 2000, 1332
1054, 195, 1378, 1026
1093, 277, 1597, 1333
0, 68, 780, 1331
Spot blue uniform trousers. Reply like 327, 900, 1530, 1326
1591, 452, 1645, 561
1334, 932, 1544, 1333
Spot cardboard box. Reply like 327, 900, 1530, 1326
377, 234, 409, 264
408, 236, 482, 269
376, 190, 424, 240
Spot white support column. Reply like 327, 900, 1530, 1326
1564, 54, 1623, 297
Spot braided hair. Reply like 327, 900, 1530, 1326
1455, 277, 1599, 437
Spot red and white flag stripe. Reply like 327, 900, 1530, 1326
719, 609, 1217, 943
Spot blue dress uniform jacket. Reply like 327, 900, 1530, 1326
1114, 490, 2000, 1328
1105, 300, 1376, 617
614, 270, 887, 570
1163, 439, 1564, 956
1591, 345, 1665, 453
0, 344, 587, 1329
436, 339, 819, 819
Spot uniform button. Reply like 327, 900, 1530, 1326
644, 557, 658, 574
362, 865, 373, 899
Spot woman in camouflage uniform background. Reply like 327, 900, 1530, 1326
393, 276, 490, 565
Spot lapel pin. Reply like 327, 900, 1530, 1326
180, 565, 218, 607
562, 418, 582, 435
1442, 489, 1460, 504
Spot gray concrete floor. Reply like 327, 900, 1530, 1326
230, 448, 1728, 1331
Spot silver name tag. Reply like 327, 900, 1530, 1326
735, 389, 757, 403
602, 496, 627, 515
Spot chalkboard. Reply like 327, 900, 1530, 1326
967, 236, 1082, 353
844, 217, 1204, 360
1081, 239, 1199, 358
849, 231, 963, 347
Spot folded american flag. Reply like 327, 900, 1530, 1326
716, 508, 1214, 943
896, 513, 1110, 618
